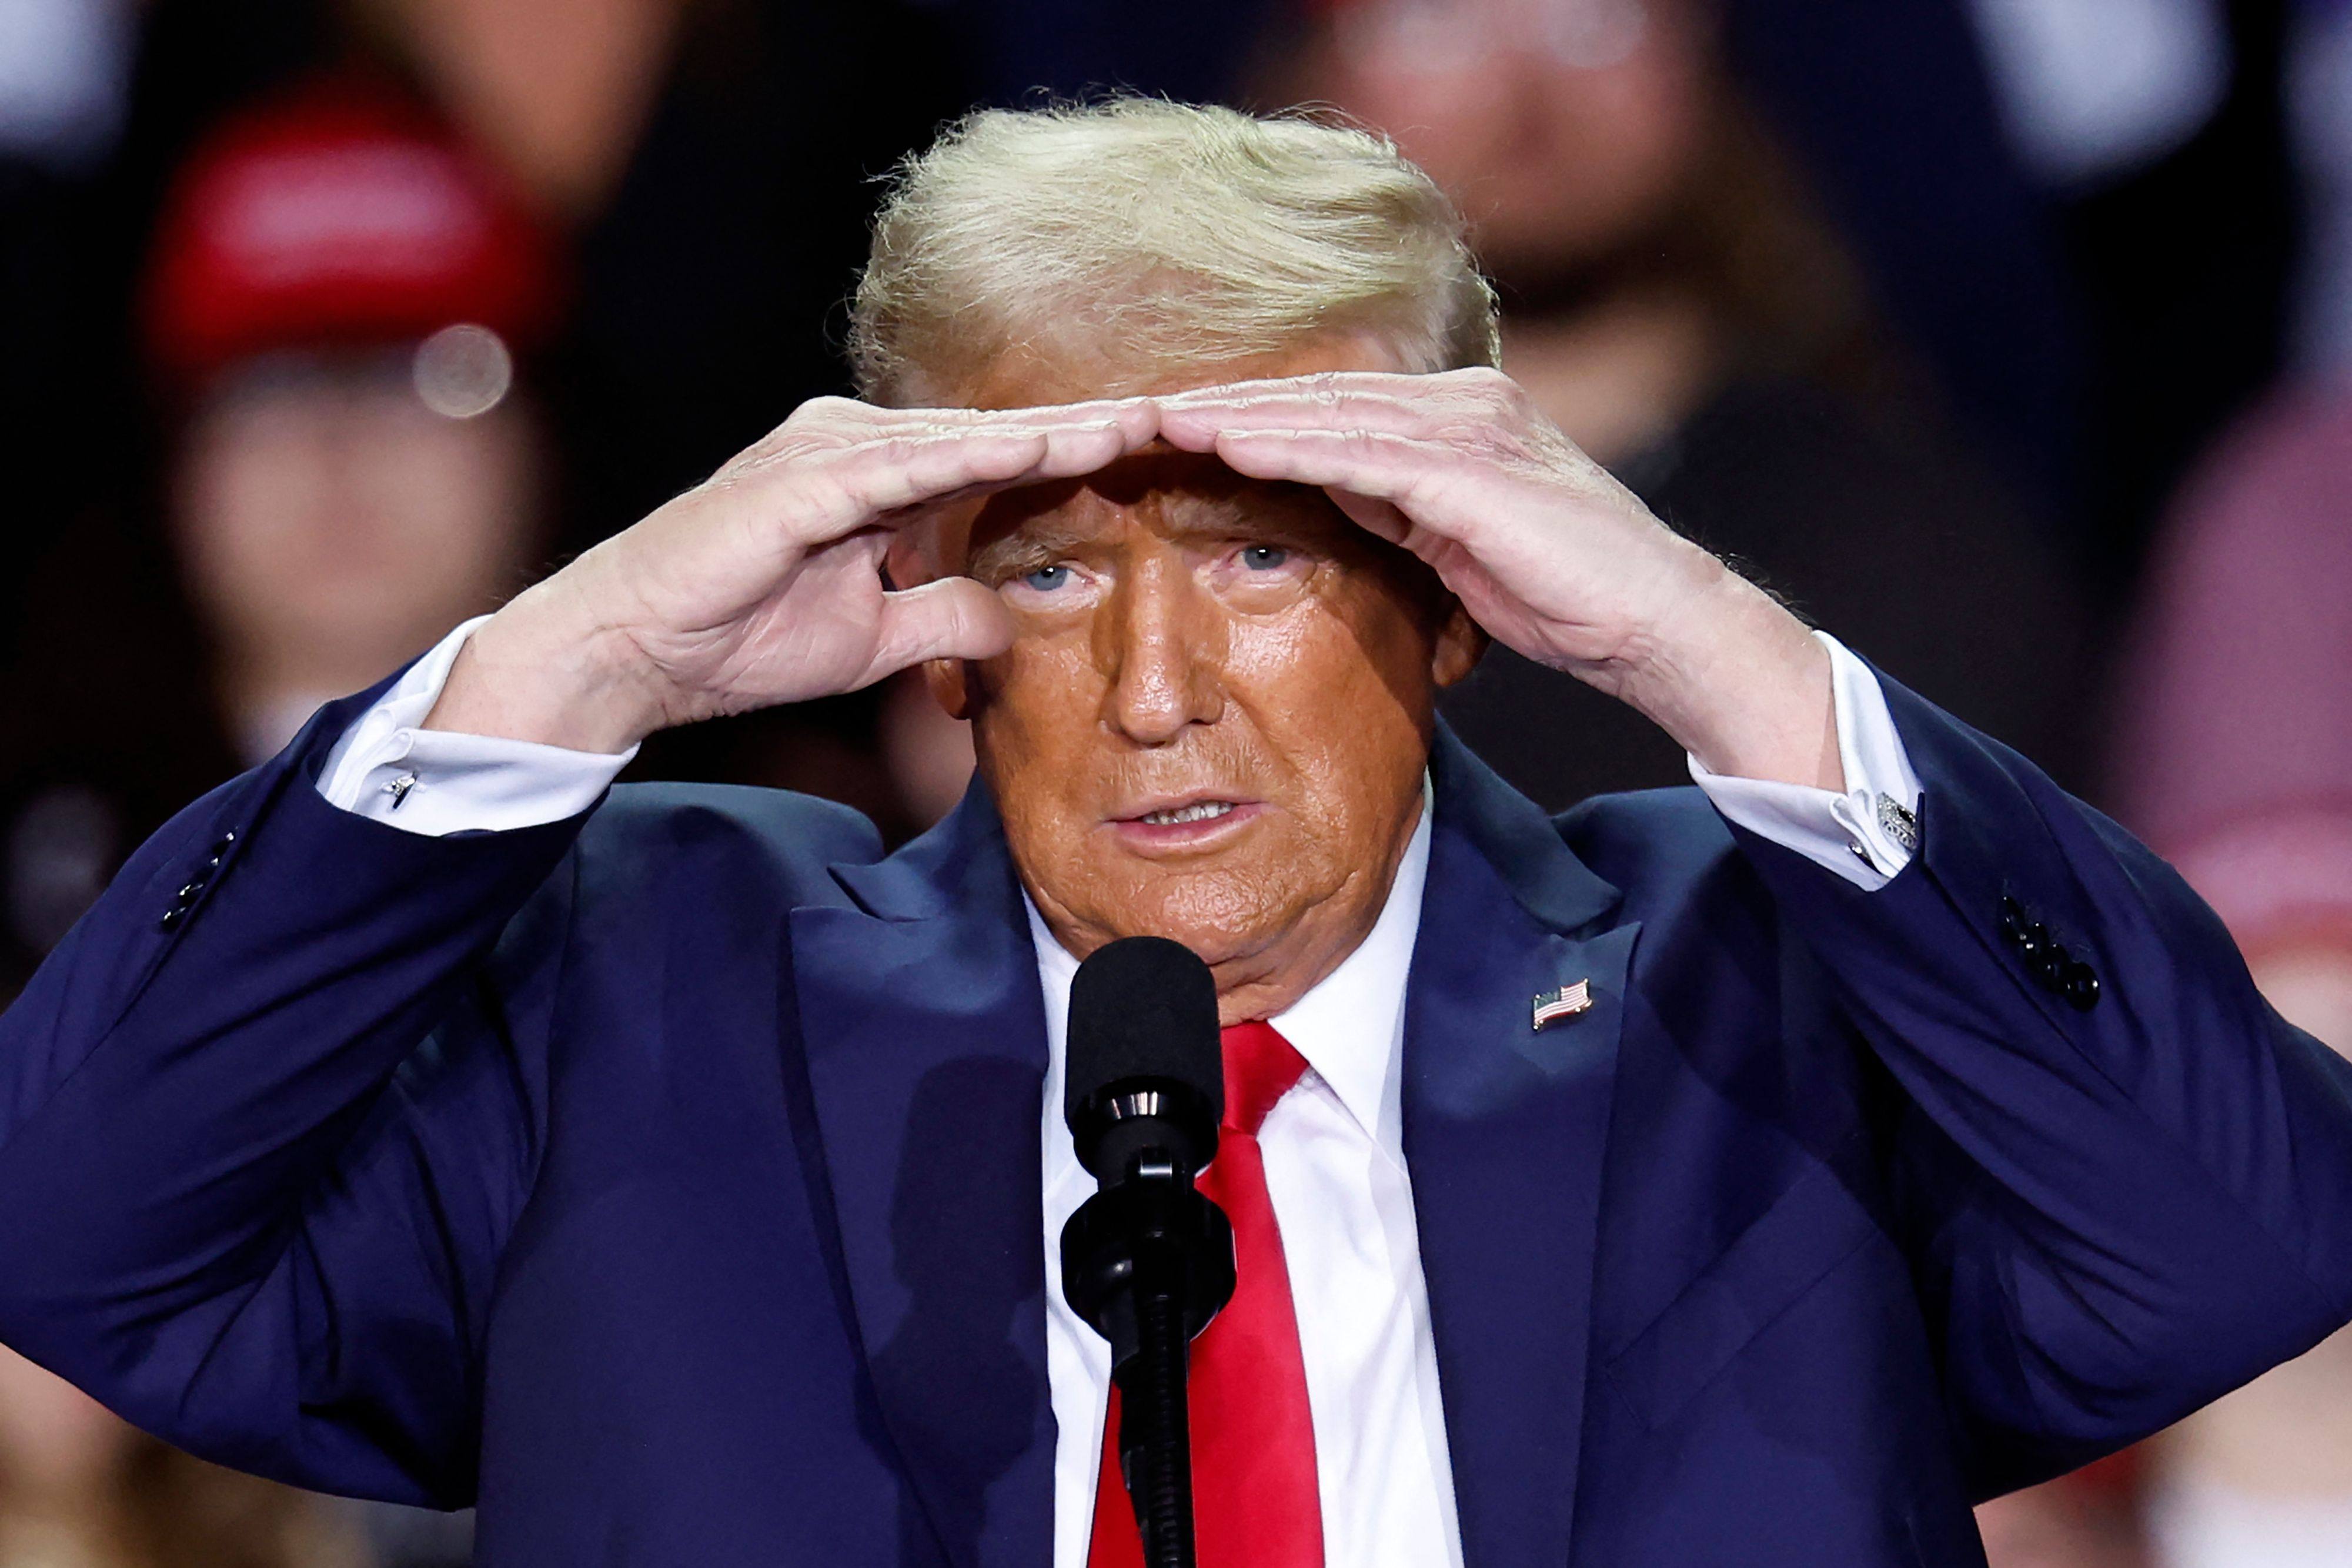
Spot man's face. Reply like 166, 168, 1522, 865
902, 345, 1481, 1017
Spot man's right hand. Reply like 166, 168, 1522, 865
426, 395, 1162, 753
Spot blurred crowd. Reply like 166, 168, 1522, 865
1, 0, 2347, 1563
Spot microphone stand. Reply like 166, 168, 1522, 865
1063, 1153, 1234, 1568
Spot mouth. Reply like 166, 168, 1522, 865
1137, 800, 1239, 826
1108, 793, 1265, 851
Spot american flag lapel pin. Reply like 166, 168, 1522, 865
1531, 979, 1593, 1031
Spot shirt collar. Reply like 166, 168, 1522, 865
1027, 796, 1431, 1158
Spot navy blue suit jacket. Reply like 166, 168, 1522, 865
4, 677, 2351, 1567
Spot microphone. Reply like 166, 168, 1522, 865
1060, 937, 1237, 1568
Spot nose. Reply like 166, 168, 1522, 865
1097, 548, 1224, 745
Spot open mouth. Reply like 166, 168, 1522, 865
1110, 794, 1265, 850
1136, 800, 1240, 827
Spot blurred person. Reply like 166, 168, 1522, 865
0, 1343, 364, 1567
2109, 385, 2352, 1568
1267, 0, 2092, 814
1, 72, 567, 1567
2, 97, 2352, 1568
0, 76, 559, 1006
1963, 0, 2302, 594
139, 76, 557, 761
1713, 0, 2087, 524
1974, 1454, 2149, 1568
332, 0, 973, 835
2288, 0, 2352, 379
0, 0, 141, 639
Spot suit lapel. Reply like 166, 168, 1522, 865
790, 790, 1055, 1568
1406, 726, 1635, 1568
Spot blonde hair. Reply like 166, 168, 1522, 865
849, 98, 1500, 405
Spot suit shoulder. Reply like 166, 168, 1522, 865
574, 781, 884, 888
1553, 785, 1740, 902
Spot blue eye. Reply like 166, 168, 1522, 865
1021, 564, 1070, 592
1241, 545, 1289, 571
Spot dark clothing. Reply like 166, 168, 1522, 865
1, 676, 2347, 1566
1444, 377, 2089, 812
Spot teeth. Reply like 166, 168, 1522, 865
1141, 801, 1237, 827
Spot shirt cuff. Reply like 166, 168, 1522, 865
1687, 632, 1923, 891
314, 616, 639, 837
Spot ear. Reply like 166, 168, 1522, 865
1430, 597, 1487, 688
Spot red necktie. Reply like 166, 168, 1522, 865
1085, 1021, 1325, 1568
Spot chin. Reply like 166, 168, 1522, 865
1089, 864, 1308, 966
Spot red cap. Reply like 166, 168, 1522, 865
143, 76, 559, 381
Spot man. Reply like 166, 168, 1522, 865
2, 99, 2349, 1568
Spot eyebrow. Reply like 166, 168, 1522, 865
965, 519, 1098, 584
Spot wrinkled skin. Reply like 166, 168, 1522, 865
883, 344, 1472, 1021
920, 456, 1476, 1019
437, 343, 1830, 1019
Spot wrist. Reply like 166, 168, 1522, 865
424, 581, 668, 754
1612, 562, 1840, 790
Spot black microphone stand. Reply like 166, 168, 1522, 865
1062, 1114, 1235, 1568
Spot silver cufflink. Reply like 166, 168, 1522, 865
1875, 794, 1918, 854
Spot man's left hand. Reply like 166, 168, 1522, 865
1153, 367, 1840, 791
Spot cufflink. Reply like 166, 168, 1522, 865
1875, 794, 1919, 854
383, 773, 418, 810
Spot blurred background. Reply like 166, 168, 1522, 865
1, 0, 2347, 1562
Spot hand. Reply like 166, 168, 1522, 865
429, 395, 1161, 753
1153, 368, 1839, 789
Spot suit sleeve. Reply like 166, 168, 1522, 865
1722, 674, 2352, 1498
0, 686, 588, 1506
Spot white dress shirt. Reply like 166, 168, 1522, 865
314, 620, 1925, 1567
1032, 808, 1454, 1568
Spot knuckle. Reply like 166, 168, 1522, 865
1464, 366, 1524, 411
784, 394, 861, 434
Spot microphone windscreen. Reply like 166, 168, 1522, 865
1065, 936, 1222, 1129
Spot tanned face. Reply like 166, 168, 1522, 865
891, 343, 1482, 1023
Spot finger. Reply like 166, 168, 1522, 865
831, 394, 1161, 438
833, 428, 1057, 519
816, 407, 1163, 532
1207, 426, 1465, 516
863, 576, 1015, 683
1155, 370, 1439, 409
1156, 402, 1439, 461
1027, 398, 1162, 477
796, 424, 1075, 536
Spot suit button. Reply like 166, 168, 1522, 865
159, 907, 185, 932
2030, 951, 2069, 992
211, 828, 238, 855
177, 881, 205, 904
2064, 962, 2100, 1011
1999, 898, 2030, 945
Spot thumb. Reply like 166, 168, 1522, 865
866, 577, 1015, 683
